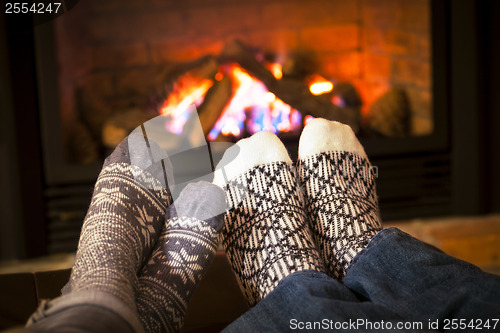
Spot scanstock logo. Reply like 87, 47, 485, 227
128, 105, 244, 218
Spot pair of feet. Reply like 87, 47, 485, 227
60, 118, 382, 332
214, 118, 382, 306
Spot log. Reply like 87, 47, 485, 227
219, 40, 360, 132
367, 88, 411, 137
197, 75, 233, 136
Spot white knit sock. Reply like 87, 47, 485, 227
298, 119, 382, 281
214, 131, 324, 306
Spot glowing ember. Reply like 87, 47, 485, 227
268, 63, 283, 80
308, 75, 334, 96
208, 65, 302, 140
304, 114, 315, 125
214, 72, 223, 81
160, 74, 213, 134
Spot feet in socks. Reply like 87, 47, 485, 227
63, 133, 172, 310
214, 131, 324, 306
298, 119, 382, 281
135, 181, 225, 333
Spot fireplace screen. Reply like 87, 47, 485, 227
39, 0, 433, 165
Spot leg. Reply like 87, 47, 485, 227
345, 227, 500, 327
135, 181, 225, 333
298, 119, 500, 326
214, 131, 324, 306
27, 134, 172, 333
298, 118, 382, 281
222, 270, 431, 333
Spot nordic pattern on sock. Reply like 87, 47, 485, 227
136, 217, 220, 333
222, 161, 323, 306
67, 163, 171, 309
298, 151, 382, 281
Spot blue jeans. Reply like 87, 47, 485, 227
223, 228, 500, 332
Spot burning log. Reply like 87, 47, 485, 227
197, 75, 233, 136
219, 40, 360, 132
366, 88, 411, 137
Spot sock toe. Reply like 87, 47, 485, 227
298, 118, 366, 159
213, 131, 291, 187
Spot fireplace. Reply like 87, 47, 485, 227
2, 0, 492, 257
31, 0, 443, 254
40, 0, 435, 168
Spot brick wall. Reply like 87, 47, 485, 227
53, 0, 432, 158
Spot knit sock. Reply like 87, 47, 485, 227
298, 118, 382, 281
213, 131, 324, 306
136, 181, 225, 333
62, 133, 172, 311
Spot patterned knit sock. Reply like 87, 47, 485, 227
213, 131, 324, 306
62, 133, 172, 311
298, 118, 382, 281
136, 181, 225, 333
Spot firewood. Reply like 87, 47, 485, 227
70, 121, 100, 164
219, 40, 360, 132
197, 75, 233, 136
102, 108, 156, 149
366, 88, 410, 137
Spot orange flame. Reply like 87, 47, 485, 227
158, 63, 303, 139
308, 75, 334, 96
160, 74, 213, 134
208, 64, 301, 140
268, 63, 283, 80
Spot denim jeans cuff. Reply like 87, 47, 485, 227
346, 227, 402, 275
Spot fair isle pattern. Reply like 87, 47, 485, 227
66, 163, 171, 309
298, 151, 382, 281
136, 217, 220, 333
221, 162, 323, 306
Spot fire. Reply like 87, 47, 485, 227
304, 114, 315, 125
158, 63, 304, 140
208, 65, 302, 140
308, 74, 334, 96
160, 73, 213, 134
268, 63, 283, 80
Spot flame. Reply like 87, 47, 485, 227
208, 65, 301, 140
268, 63, 283, 80
160, 74, 213, 134
214, 72, 223, 81
158, 63, 303, 140
308, 75, 334, 96
304, 114, 315, 125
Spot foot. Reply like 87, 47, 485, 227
298, 119, 382, 281
63, 133, 172, 310
214, 131, 324, 306
135, 181, 225, 332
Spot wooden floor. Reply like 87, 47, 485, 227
387, 214, 500, 275
1, 214, 500, 275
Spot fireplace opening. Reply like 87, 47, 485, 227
39, 0, 433, 167
32, 0, 449, 254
